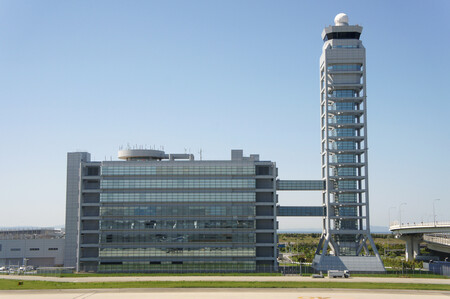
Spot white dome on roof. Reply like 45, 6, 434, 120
334, 13, 349, 26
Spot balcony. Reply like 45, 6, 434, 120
326, 149, 365, 154
327, 136, 364, 142
328, 175, 366, 180
327, 110, 364, 116
329, 189, 366, 194
322, 97, 364, 105
328, 162, 365, 167
328, 83, 363, 90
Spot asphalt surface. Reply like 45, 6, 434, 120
0, 288, 450, 299
1, 274, 450, 285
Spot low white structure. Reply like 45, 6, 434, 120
0, 228, 64, 267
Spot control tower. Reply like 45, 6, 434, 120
313, 13, 385, 272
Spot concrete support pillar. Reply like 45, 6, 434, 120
400, 234, 423, 261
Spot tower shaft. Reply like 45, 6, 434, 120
313, 14, 385, 272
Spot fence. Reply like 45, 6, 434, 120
0, 267, 75, 276
2, 263, 449, 277
427, 261, 450, 277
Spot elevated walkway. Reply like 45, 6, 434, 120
277, 206, 324, 217
276, 180, 325, 191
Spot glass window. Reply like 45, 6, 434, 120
100, 232, 255, 244
329, 102, 355, 111
329, 141, 356, 150
101, 165, 255, 176
335, 181, 357, 190
330, 90, 358, 98
100, 192, 255, 203
100, 205, 255, 217
100, 219, 255, 230
334, 168, 357, 176
100, 179, 255, 190
335, 194, 357, 203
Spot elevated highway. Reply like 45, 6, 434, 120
424, 234, 450, 255
390, 222, 450, 261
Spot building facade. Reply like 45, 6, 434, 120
62, 13, 386, 273
65, 149, 278, 272
0, 229, 64, 268
313, 13, 384, 271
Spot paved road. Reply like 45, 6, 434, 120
0, 288, 450, 299
1, 274, 449, 285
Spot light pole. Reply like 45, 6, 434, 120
433, 199, 440, 226
399, 203, 407, 227
389, 206, 396, 227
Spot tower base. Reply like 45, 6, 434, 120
312, 255, 385, 273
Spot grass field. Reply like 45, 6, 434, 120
39, 272, 283, 277
1, 279, 450, 291
350, 273, 448, 279
2, 271, 448, 279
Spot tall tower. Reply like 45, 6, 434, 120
313, 13, 384, 272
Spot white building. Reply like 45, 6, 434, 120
0, 228, 64, 268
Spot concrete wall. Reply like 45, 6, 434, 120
0, 239, 64, 267
64, 152, 90, 267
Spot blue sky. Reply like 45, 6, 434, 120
0, 0, 449, 230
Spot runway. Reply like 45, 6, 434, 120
2, 274, 450, 285
0, 288, 450, 299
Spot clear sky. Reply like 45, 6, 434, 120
0, 0, 449, 230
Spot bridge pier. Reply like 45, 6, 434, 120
399, 234, 423, 261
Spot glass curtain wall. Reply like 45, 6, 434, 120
96, 164, 257, 272
326, 64, 365, 255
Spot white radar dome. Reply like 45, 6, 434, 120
334, 13, 349, 26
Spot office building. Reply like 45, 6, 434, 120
62, 13, 385, 273
313, 13, 384, 271
64, 149, 278, 272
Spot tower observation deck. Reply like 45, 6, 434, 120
313, 13, 385, 272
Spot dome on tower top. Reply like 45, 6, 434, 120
334, 13, 349, 26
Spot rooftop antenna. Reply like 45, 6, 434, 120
199, 149, 203, 160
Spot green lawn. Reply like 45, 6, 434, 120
7, 270, 447, 279
37, 272, 283, 277
1, 279, 450, 291
351, 273, 448, 279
